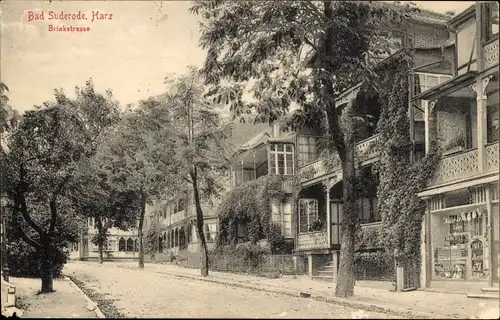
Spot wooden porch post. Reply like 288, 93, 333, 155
425, 199, 432, 288
486, 185, 493, 287
471, 75, 493, 172
423, 99, 430, 155
325, 182, 331, 247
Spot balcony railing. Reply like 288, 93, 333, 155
429, 148, 479, 185
483, 37, 499, 70
299, 134, 381, 183
428, 143, 499, 186
297, 231, 329, 251
485, 142, 499, 173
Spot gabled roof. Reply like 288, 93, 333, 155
239, 130, 271, 150
377, 2, 453, 26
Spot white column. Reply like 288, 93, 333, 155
423, 100, 430, 154
472, 76, 492, 172
486, 186, 493, 287
326, 184, 331, 247
420, 215, 427, 288
308, 254, 313, 279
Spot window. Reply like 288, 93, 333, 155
119, 237, 126, 252
297, 136, 320, 167
456, 21, 477, 75
175, 198, 186, 213
357, 198, 380, 224
269, 143, 294, 175
271, 199, 292, 238
126, 238, 134, 252
413, 73, 452, 95
299, 199, 319, 233
106, 240, 116, 251
487, 105, 499, 143
484, 2, 499, 41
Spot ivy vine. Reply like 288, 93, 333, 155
216, 174, 301, 252
372, 54, 441, 267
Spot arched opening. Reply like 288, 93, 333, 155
126, 238, 134, 252
119, 237, 126, 252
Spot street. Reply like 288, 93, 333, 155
64, 262, 396, 319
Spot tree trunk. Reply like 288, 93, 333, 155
192, 168, 209, 277
40, 248, 54, 293
138, 194, 147, 269
98, 242, 104, 264
335, 147, 357, 298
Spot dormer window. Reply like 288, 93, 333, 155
269, 143, 294, 175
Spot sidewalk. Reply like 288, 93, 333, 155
103, 261, 499, 319
7, 277, 98, 318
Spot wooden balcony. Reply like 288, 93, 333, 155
297, 231, 329, 251
299, 134, 381, 183
483, 37, 499, 70
428, 142, 499, 186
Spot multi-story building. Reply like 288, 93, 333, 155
415, 2, 499, 290
146, 4, 499, 293
147, 122, 269, 263
70, 218, 140, 260
227, 5, 456, 282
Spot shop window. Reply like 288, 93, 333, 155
434, 210, 488, 280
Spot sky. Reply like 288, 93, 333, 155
0, 0, 475, 114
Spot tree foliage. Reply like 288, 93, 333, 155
190, 0, 416, 297
1, 79, 118, 292
101, 96, 182, 269
155, 66, 233, 276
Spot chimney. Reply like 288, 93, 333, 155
272, 121, 280, 137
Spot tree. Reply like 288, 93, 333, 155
2, 79, 118, 292
69, 156, 142, 264
102, 99, 181, 269
190, 0, 414, 297
157, 66, 231, 276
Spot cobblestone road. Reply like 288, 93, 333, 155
64, 262, 397, 319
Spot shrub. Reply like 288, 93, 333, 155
354, 250, 394, 281
5, 239, 68, 278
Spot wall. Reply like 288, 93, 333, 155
410, 23, 450, 49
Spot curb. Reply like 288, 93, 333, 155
151, 270, 453, 319
64, 276, 106, 318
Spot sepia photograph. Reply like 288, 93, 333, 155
0, 0, 499, 318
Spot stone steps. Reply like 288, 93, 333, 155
466, 293, 499, 300
481, 287, 499, 293
312, 275, 335, 282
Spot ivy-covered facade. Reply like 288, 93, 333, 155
415, 3, 499, 290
